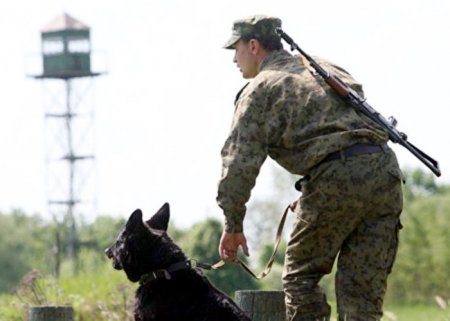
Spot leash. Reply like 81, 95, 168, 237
205, 204, 291, 280
140, 205, 291, 283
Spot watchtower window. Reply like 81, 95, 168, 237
43, 37, 64, 55
68, 38, 90, 53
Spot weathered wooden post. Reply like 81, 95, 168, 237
29, 306, 74, 321
235, 290, 286, 321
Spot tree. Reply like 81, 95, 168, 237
386, 179, 450, 303
0, 210, 53, 292
256, 241, 287, 291
402, 168, 442, 201
76, 215, 127, 273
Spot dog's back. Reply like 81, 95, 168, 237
135, 268, 250, 321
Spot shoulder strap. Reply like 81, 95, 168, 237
234, 82, 249, 106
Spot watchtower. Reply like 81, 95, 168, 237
32, 13, 104, 274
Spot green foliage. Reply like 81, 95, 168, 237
57, 260, 135, 321
257, 241, 286, 268
76, 216, 126, 273
0, 210, 55, 292
402, 167, 448, 201
7, 269, 70, 320
382, 302, 450, 321
255, 241, 287, 290
0, 262, 136, 321
386, 169, 450, 303
0, 210, 127, 294
386, 190, 450, 303
78, 215, 126, 253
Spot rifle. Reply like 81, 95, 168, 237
275, 28, 441, 177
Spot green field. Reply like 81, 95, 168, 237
382, 304, 449, 321
0, 255, 448, 321
327, 303, 450, 321
2, 280, 449, 321
1, 262, 449, 321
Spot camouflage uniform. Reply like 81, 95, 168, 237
218, 15, 404, 321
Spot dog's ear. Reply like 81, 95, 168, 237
146, 203, 170, 231
126, 209, 143, 230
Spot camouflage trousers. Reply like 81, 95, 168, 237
282, 147, 403, 321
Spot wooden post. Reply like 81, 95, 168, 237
235, 290, 286, 321
29, 306, 74, 321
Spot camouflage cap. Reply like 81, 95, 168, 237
223, 15, 282, 49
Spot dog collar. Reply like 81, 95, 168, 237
139, 260, 197, 285
139, 259, 213, 285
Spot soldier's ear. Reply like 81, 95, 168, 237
146, 203, 170, 231
126, 209, 143, 230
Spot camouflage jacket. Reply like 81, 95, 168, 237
217, 49, 388, 233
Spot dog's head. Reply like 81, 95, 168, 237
105, 203, 172, 282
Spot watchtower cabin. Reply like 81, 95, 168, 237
39, 13, 99, 79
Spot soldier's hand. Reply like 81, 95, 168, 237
218, 231, 249, 264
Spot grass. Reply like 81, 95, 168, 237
0, 260, 448, 321
382, 303, 449, 321
0, 262, 137, 321
328, 303, 449, 321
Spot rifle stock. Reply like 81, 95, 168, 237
324, 75, 351, 97
276, 28, 441, 177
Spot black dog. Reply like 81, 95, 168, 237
105, 203, 251, 321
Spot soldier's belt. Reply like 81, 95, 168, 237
320, 143, 386, 164
295, 143, 386, 192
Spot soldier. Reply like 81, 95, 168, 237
217, 15, 404, 321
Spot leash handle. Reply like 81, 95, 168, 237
212, 204, 291, 279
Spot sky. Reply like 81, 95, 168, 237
0, 0, 449, 230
